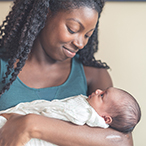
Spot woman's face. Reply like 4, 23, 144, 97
38, 6, 98, 61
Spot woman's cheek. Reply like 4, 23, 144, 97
57, 26, 73, 43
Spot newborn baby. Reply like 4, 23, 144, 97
0, 87, 141, 146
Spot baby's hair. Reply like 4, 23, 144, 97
109, 89, 141, 133
0, 0, 108, 95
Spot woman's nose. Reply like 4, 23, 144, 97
72, 36, 86, 50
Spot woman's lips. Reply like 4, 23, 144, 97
63, 47, 76, 58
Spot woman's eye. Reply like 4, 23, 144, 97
67, 27, 75, 34
85, 35, 90, 38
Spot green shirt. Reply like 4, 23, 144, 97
0, 55, 87, 111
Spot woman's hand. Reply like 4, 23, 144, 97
0, 113, 33, 146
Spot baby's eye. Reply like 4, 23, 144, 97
100, 93, 104, 98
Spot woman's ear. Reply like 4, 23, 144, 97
102, 115, 112, 124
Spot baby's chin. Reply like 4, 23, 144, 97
86, 96, 90, 102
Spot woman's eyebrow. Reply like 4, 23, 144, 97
67, 18, 84, 28
67, 18, 95, 32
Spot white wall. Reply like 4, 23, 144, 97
97, 2, 146, 146
0, 1, 146, 146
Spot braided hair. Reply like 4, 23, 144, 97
0, 0, 109, 95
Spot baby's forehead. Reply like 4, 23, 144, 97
109, 88, 133, 104
106, 87, 125, 101
106, 87, 120, 96
107, 87, 123, 95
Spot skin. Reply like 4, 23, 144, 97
87, 87, 125, 125
87, 88, 113, 115
87, 87, 116, 124
0, 7, 133, 146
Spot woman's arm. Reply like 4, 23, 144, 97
0, 68, 133, 146
84, 67, 113, 94
0, 113, 133, 146
30, 114, 133, 146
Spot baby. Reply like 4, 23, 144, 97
87, 87, 141, 133
0, 87, 141, 146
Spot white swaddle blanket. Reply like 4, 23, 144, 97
0, 94, 108, 146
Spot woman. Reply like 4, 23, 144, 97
0, 0, 133, 145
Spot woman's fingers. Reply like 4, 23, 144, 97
0, 114, 31, 146
0, 113, 14, 120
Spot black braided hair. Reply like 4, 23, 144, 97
0, 0, 109, 96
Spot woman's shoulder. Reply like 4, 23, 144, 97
83, 66, 113, 94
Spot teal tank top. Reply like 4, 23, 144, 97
0, 55, 87, 111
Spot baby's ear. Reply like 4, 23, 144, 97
102, 115, 112, 124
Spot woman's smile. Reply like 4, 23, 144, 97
62, 46, 77, 58
37, 7, 98, 61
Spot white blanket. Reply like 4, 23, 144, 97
0, 94, 108, 146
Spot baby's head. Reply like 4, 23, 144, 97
87, 87, 141, 133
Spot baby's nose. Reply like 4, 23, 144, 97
95, 89, 103, 95
95, 90, 99, 94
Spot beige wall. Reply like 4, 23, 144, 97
97, 2, 146, 146
0, 1, 146, 146
0, 2, 12, 23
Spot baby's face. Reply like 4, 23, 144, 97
86, 87, 119, 116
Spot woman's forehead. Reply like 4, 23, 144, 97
48, 7, 98, 31
60, 7, 98, 25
